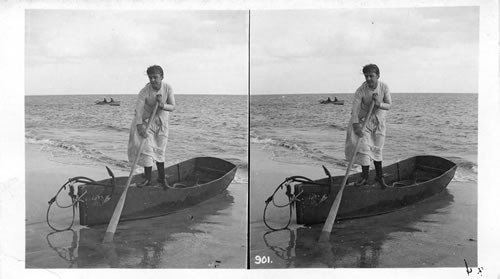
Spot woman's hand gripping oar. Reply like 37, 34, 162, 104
103, 102, 159, 244
318, 97, 376, 243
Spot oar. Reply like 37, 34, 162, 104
103, 103, 159, 243
318, 99, 376, 243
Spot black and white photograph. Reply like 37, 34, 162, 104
24, 9, 248, 268
250, 7, 481, 268
0, 0, 499, 278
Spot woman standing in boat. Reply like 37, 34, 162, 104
345, 64, 392, 189
128, 65, 176, 189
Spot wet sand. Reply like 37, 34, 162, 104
25, 143, 247, 268
250, 143, 477, 269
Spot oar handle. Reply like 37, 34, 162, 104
319, 99, 376, 242
103, 102, 160, 243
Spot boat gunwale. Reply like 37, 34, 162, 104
303, 155, 457, 191
168, 156, 237, 191
84, 156, 237, 191
406, 155, 457, 189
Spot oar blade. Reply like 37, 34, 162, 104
103, 231, 115, 244
318, 231, 331, 243
318, 191, 343, 242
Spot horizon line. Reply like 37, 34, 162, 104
250, 92, 478, 95
24, 93, 249, 97
25, 91, 478, 96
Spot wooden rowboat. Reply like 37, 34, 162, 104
78, 157, 237, 226
319, 100, 344, 105
95, 101, 121, 106
294, 155, 457, 225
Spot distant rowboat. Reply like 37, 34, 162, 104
95, 100, 120, 106
78, 157, 237, 226
294, 155, 457, 225
319, 100, 344, 105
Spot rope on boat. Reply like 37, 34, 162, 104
46, 168, 117, 232
263, 171, 335, 231
46, 176, 94, 232
263, 176, 313, 231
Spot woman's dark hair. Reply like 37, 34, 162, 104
362, 64, 380, 76
147, 65, 164, 77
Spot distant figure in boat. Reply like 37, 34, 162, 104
345, 64, 392, 189
334, 97, 338, 102
110, 98, 114, 102
327, 97, 332, 102
103, 98, 108, 103
128, 65, 176, 190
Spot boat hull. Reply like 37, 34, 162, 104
319, 100, 344, 105
78, 157, 237, 226
95, 101, 120, 106
294, 156, 457, 225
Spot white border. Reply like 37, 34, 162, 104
1, 0, 498, 278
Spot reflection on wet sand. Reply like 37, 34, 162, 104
46, 230, 79, 268
263, 190, 454, 268
46, 192, 234, 268
262, 229, 296, 268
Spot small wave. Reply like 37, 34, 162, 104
277, 141, 306, 152
329, 123, 346, 130
250, 136, 277, 145
251, 136, 311, 154
26, 135, 130, 171
452, 160, 477, 182
224, 157, 248, 170
233, 173, 248, 184
103, 124, 129, 133
253, 136, 307, 154
235, 161, 248, 170
308, 122, 346, 131
26, 137, 54, 146
456, 161, 477, 174
28, 134, 248, 177
446, 156, 477, 174
452, 170, 477, 182
252, 135, 349, 167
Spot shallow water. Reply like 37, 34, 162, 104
249, 145, 477, 268
25, 94, 248, 178
27, 184, 247, 268
249, 93, 477, 268
250, 93, 477, 173
25, 93, 248, 268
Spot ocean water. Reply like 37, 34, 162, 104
250, 93, 477, 182
249, 93, 478, 268
25, 94, 248, 268
25, 94, 248, 182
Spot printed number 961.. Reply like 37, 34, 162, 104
254, 255, 272, 264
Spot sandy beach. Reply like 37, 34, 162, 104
249, 143, 477, 268
25, 143, 247, 268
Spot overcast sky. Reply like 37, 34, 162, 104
24, 7, 479, 95
25, 10, 248, 95
250, 7, 479, 94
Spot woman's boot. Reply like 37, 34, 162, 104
374, 161, 389, 189
138, 166, 152, 188
355, 165, 370, 186
156, 162, 171, 190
